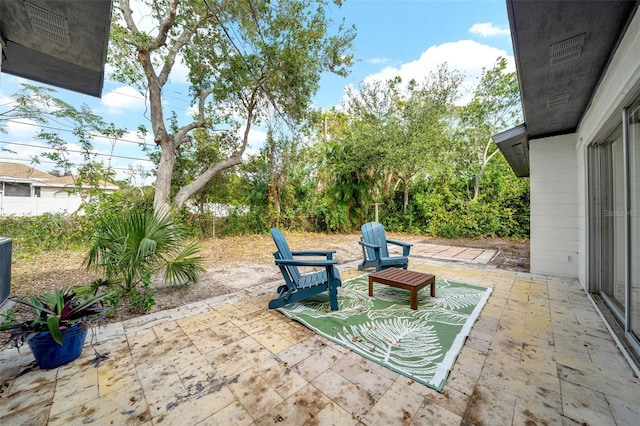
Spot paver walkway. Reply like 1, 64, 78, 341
1, 257, 639, 425
410, 243, 495, 264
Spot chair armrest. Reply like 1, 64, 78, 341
358, 240, 381, 249
386, 239, 412, 248
291, 249, 336, 260
387, 239, 412, 256
274, 258, 338, 267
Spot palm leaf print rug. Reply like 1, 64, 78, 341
277, 274, 492, 391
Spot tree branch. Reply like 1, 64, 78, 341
157, 22, 197, 87
154, 0, 180, 50
173, 88, 215, 147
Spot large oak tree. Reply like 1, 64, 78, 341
109, 0, 355, 212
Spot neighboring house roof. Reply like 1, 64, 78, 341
0, 162, 52, 180
0, 1, 113, 98
494, 0, 639, 177
0, 162, 118, 191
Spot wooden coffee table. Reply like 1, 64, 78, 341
368, 268, 436, 310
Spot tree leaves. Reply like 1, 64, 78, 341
109, 0, 356, 212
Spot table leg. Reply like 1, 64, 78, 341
368, 276, 373, 297
410, 289, 417, 310
431, 279, 436, 297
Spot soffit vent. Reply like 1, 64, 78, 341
549, 33, 585, 67
547, 93, 570, 108
545, 121, 564, 131
25, 2, 71, 48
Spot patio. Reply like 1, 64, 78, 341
1, 254, 639, 425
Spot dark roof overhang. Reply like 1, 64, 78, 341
493, 124, 529, 177
495, 0, 639, 177
0, 1, 113, 98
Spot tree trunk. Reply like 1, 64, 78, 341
473, 138, 500, 201
154, 145, 176, 213
403, 179, 409, 214
173, 155, 243, 209
384, 170, 393, 195
473, 170, 481, 201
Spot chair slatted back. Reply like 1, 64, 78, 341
270, 228, 302, 284
361, 222, 390, 258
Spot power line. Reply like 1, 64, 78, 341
203, 0, 298, 133
1, 112, 235, 145
0, 117, 156, 147
0, 156, 150, 173
106, 85, 195, 110
0, 140, 155, 163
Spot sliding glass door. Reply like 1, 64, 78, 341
588, 95, 640, 358
589, 126, 625, 320
628, 97, 640, 347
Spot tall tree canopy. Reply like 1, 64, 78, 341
109, 0, 355, 213
329, 65, 463, 217
457, 57, 521, 200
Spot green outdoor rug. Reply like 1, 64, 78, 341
277, 274, 493, 391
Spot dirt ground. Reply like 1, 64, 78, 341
6, 232, 529, 322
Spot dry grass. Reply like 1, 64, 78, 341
7, 231, 529, 323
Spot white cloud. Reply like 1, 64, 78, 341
0, 140, 48, 166
360, 39, 514, 104
167, 55, 191, 85
123, 129, 154, 146
0, 90, 13, 105
185, 102, 199, 118
469, 22, 510, 38
241, 126, 268, 157
369, 57, 390, 65
5, 118, 41, 139
101, 86, 147, 114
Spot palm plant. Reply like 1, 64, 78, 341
84, 210, 205, 294
0, 287, 109, 347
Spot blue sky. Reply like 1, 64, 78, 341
0, 0, 514, 184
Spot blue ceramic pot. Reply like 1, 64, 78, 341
26, 322, 88, 369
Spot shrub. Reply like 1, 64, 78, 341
84, 210, 205, 312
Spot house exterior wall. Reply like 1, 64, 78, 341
530, 134, 579, 277
574, 9, 640, 288
40, 187, 68, 197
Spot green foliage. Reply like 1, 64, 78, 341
455, 57, 522, 200
0, 213, 88, 253
126, 276, 158, 314
390, 155, 530, 239
82, 187, 154, 232
0, 287, 111, 347
313, 199, 351, 233
215, 207, 270, 236
1, 188, 152, 257
109, 0, 356, 212
1, 28, 530, 248
75, 278, 123, 318
3, 84, 129, 195
84, 210, 205, 311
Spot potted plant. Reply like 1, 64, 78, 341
0, 287, 110, 369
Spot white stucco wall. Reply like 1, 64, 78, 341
574, 9, 640, 288
530, 134, 579, 277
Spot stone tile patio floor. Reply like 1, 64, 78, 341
1, 252, 640, 425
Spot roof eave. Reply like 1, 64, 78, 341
492, 123, 530, 178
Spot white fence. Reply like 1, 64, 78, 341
0, 195, 83, 217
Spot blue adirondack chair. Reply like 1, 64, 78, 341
358, 222, 412, 271
269, 228, 341, 311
